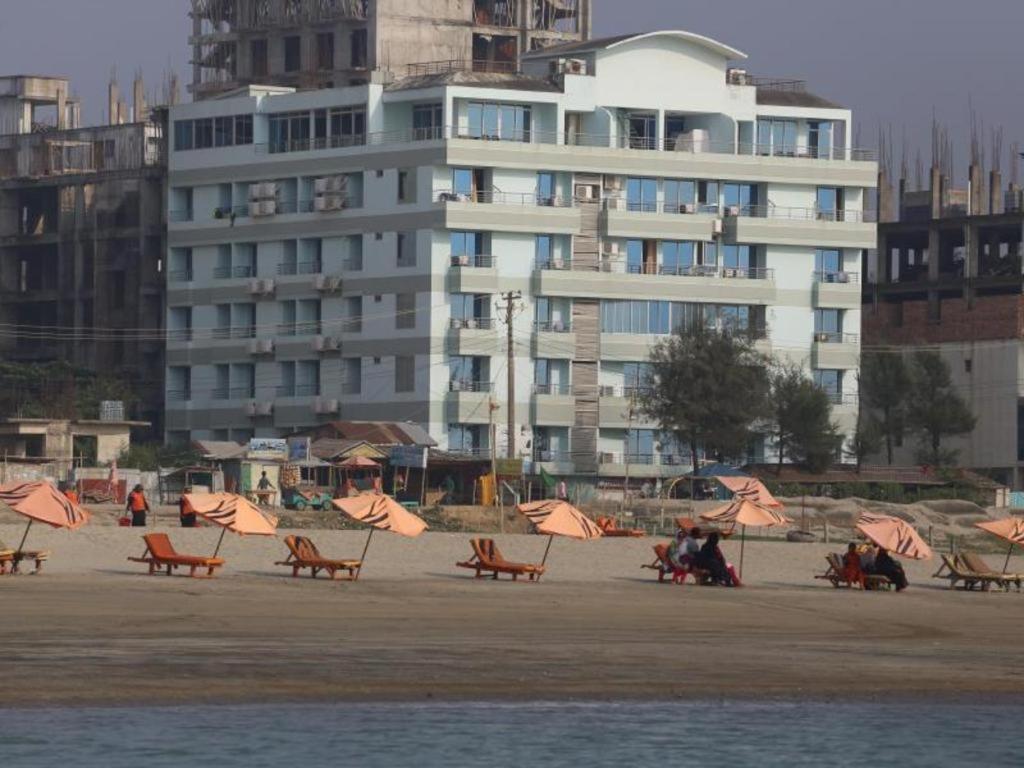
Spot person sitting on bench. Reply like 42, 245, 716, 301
870, 547, 908, 591
695, 532, 741, 587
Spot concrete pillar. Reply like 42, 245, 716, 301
898, 176, 907, 222
969, 163, 983, 215
990, 171, 1003, 215
56, 83, 67, 129
930, 166, 942, 219
877, 170, 893, 223
132, 76, 146, 123
108, 80, 119, 125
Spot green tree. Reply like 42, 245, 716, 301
768, 364, 842, 473
640, 325, 770, 471
860, 351, 910, 465
844, 408, 884, 472
117, 442, 203, 472
906, 351, 976, 466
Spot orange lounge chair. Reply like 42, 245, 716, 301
456, 538, 545, 581
128, 533, 225, 578
641, 543, 711, 585
596, 516, 646, 538
675, 516, 734, 539
0, 538, 49, 574
275, 535, 361, 580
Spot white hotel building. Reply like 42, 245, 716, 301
165, 30, 876, 478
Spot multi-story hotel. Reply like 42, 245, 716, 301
166, 30, 876, 479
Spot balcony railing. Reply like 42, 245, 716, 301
450, 253, 496, 268
813, 270, 860, 284
823, 392, 860, 406
168, 269, 193, 283
278, 260, 323, 276
736, 205, 877, 224
535, 320, 571, 333
241, 124, 876, 162
437, 190, 574, 207
167, 328, 193, 343
598, 385, 652, 399
342, 318, 362, 333
166, 389, 191, 402
450, 317, 495, 330
169, 209, 194, 223
813, 332, 860, 344
533, 382, 572, 396
597, 261, 775, 280
449, 380, 492, 393
277, 321, 322, 337
212, 326, 256, 340
213, 265, 256, 279
533, 450, 573, 464
605, 199, 722, 215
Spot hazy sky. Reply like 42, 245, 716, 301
1, 0, 1020, 177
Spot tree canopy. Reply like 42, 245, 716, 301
768, 364, 842, 473
905, 351, 976, 466
859, 351, 910, 465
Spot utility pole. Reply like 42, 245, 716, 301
496, 290, 522, 461
621, 390, 636, 517
488, 397, 502, 532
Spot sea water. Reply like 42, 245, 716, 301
2, 699, 1021, 767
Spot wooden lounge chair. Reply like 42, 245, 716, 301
456, 538, 545, 581
596, 516, 646, 538
931, 554, 1006, 592
960, 552, 1023, 591
815, 552, 892, 590
675, 516, 734, 539
128, 533, 225, 578
275, 535, 361, 580
0, 538, 49, 574
641, 543, 712, 585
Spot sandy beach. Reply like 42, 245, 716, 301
3, 520, 1024, 707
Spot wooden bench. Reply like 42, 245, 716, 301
456, 538, 544, 582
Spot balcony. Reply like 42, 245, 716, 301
447, 317, 498, 355
602, 198, 720, 241
449, 253, 498, 293
597, 452, 688, 478
438, 190, 581, 235
211, 326, 257, 340
532, 384, 575, 426
278, 260, 323, 277
532, 321, 575, 359
813, 271, 861, 309
167, 269, 193, 283
724, 206, 877, 249
276, 321, 322, 337
166, 389, 191, 403
213, 265, 256, 279
812, 332, 860, 370
531, 450, 575, 475
445, 386, 492, 424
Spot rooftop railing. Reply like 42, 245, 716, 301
437, 189, 574, 207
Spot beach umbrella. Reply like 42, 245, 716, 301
701, 498, 792, 577
332, 493, 427, 580
183, 492, 278, 557
856, 513, 933, 560
713, 476, 783, 508
974, 517, 1024, 572
0, 480, 91, 560
516, 500, 604, 577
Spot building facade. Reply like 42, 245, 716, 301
167, 31, 876, 479
864, 161, 1024, 486
190, 0, 592, 99
0, 76, 168, 434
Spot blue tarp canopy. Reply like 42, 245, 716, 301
693, 463, 748, 478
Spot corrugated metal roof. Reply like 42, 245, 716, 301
297, 421, 437, 447
192, 440, 246, 460
756, 88, 843, 110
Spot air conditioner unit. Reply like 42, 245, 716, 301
314, 177, 330, 195
814, 332, 830, 343
603, 176, 623, 191
680, 203, 696, 214
313, 274, 336, 291
551, 320, 565, 332
312, 335, 339, 352
249, 339, 275, 355
453, 254, 470, 266
248, 201, 263, 217
551, 257, 566, 270
564, 58, 585, 74
247, 400, 274, 417
835, 271, 850, 283
723, 268, 737, 278
725, 205, 741, 217
599, 452, 615, 464
599, 385, 617, 397
605, 241, 621, 255
574, 184, 594, 200
608, 197, 627, 211
248, 278, 274, 296
314, 196, 331, 212
260, 199, 278, 216
712, 218, 724, 235
313, 397, 340, 414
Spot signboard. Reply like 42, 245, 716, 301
287, 437, 311, 463
248, 438, 288, 459
495, 458, 524, 476
390, 445, 427, 469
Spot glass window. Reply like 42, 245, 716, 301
626, 177, 658, 212
815, 248, 842, 275
234, 114, 253, 145
664, 180, 696, 212
214, 116, 233, 147
817, 187, 841, 217
814, 309, 842, 336
600, 301, 671, 334
537, 172, 555, 205
627, 112, 656, 150
723, 183, 758, 214
284, 36, 301, 72
328, 107, 366, 146
661, 241, 695, 275
697, 181, 719, 212
626, 429, 656, 460
194, 118, 214, 149
450, 232, 481, 257
173, 120, 193, 151
809, 121, 833, 159
413, 103, 443, 140
453, 168, 474, 197
342, 357, 362, 395
536, 235, 552, 267
813, 369, 842, 395
722, 245, 751, 270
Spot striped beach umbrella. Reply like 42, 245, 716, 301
183, 492, 278, 556
516, 500, 603, 578
856, 513, 933, 560
0, 481, 91, 565
702, 498, 792, 577
975, 517, 1024, 572
332, 494, 427, 580
713, 476, 783, 508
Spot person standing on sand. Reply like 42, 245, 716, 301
179, 487, 197, 528
62, 484, 79, 505
126, 484, 150, 527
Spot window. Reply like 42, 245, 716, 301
214, 364, 230, 399
626, 177, 657, 212
626, 239, 657, 275
232, 364, 256, 399
814, 309, 842, 341
173, 120, 193, 151
251, 39, 269, 77
395, 356, 415, 393
342, 358, 362, 395
626, 429, 656, 462
284, 36, 302, 72
194, 118, 214, 149
600, 301, 671, 335
623, 362, 652, 397
697, 181, 720, 213
813, 370, 843, 402
452, 293, 490, 324
722, 245, 752, 270
168, 366, 191, 401
536, 172, 555, 206
466, 102, 531, 141
269, 111, 311, 153
413, 103, 443, 140
661, 241, 695, 275
397, 169, 415, 203
396, 293, 416, 329
449, 424, 483, 454
297, 360, 321, 397
536, 235, 553, 268
328, 106, 366, 147
757, 118, 797, 156
664, 179, 696, 212
234, 114, 253, 145
723, 183, 758, 215
397, 232, 415, 267
627, 112, 656, 150
214, 116, 233, 147
809, 121, 834, 159
316, 32, 335, 70
450, 356, 488, 390
816, 187, 843, 219
815, 248, 842, 277
351, 28, 368, 68
278, 361, 296, 397
344, 296, 363, 332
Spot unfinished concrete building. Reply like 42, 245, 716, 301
863, 131, 1024, 485
190, 0, 591, 99
0, 76, 168, 435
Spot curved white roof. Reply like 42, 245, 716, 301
521, 30, 747, 61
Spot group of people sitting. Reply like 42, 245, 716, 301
667, 526, 742, 587
842, 541, 908, 590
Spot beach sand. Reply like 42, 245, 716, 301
3, 522, 1024, 706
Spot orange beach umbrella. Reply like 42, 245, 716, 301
0, 480, 91, 556
856, 513, 933, 561
701, 498, 792, 577
332, 494, 427, 579
516, 500, 603, 576
974, 517, 1024, 572
713, 476, 783, 509
183, 492, 278, 556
